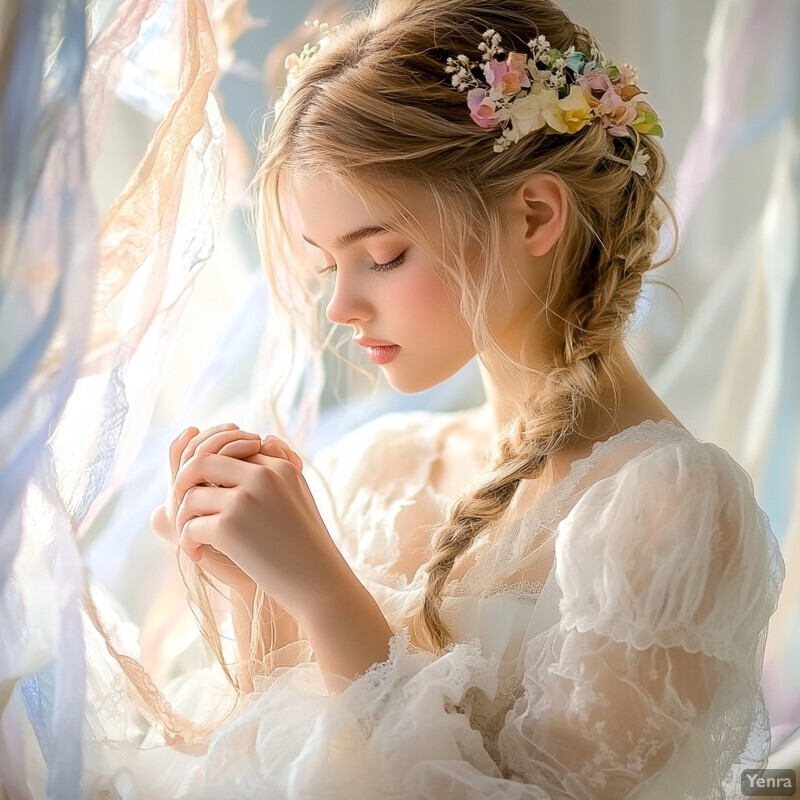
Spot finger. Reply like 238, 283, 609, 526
218, 438, 264, 459
167, 428, 258, 531
175, 485, 224, 533
174, 452, 253, 505
194, 429, 261, 459
170, 427, 199, 484
179, 423, 246, 473
260, 435, 303, 470
179, 515, 222, 562
243, 452, 304, 483
259, 438, 293, 461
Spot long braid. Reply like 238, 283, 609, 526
407, 381, 585, 652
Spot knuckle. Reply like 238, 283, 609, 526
230, 484, 251, 505
272, 459, 297, 479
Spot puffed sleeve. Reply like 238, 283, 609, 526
497, 439, 786, 799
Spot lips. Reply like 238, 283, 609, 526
365, 344, 400, 365
354, 337, 397, 347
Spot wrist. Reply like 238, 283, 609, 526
292, 555, 370, 630
294, 564, 393, 689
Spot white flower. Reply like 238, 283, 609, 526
492, 127, 517, 152
629, 148, 650, 176
506, 88, 548, 138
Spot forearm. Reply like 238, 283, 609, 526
299, 572, 393, 694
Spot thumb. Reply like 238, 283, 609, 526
150, 504, 175, 542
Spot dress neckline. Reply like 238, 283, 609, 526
423, 410, 692, 508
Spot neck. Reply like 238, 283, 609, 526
475, 344, 649, 442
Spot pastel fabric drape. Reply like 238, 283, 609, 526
639, 0, 800, 750
0, 0, 223, 796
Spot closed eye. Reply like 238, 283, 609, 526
316, 250, 407, 276
370, 251, 407, 273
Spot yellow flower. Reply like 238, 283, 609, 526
534, 85, 592, 135
558, 85, 593, 133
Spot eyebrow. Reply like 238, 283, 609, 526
302, 225, 390, 251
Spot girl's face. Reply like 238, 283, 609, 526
291, 176, 477, 393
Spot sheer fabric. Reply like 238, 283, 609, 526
68, 410, 784, 799
0, 0, 224, 796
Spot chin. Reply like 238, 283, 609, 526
382, 365, 460, 394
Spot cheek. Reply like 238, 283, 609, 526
394, 267, 464, 329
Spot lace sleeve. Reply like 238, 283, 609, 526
497, 440, 786, 799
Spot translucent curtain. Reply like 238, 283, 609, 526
0, 0, 223, 795
635, 0, 800, 749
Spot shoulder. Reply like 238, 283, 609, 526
554, 428, 785, 658
556, 428, 766, 562
570, 431, 760, 538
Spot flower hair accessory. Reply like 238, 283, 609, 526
445, 30, 663, 174
284, 20, 336, 88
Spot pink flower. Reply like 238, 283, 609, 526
577, 70, 614, 96
483, 53, 530, 95
593, 87, 636, 136
467, 88, 500, 128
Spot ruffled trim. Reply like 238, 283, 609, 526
342, 627, 500, 736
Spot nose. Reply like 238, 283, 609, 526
324, 271, 373, 326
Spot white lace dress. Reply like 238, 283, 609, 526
80, 410, 785, 799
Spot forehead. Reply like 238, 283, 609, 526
281, 171, 449, 262
289, 175, 380, 247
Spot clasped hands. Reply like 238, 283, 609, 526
150, 423, 355, 626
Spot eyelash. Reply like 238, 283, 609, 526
320, 251, 407, 276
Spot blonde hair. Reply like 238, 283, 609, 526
193, 0, 678, 676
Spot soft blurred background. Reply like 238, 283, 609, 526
1, 0, 798, 796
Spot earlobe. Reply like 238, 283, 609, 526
518, 174, 568, 258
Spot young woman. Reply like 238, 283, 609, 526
134, 1, 785, 797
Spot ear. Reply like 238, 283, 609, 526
511, 173, 569, 258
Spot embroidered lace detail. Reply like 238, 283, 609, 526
444, 577, 544, 600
